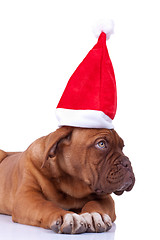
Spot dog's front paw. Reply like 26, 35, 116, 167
81, 212, 112, 233
51, 213, 87, 234
51, 212, 112, 234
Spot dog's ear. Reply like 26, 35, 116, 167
41, 126, 73, 168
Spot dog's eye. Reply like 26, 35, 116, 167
96, 140, 107, 149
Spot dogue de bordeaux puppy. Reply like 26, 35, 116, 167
0, 127, 135, 234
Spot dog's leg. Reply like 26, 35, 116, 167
12, 191, 88, 234
80, 195, 116, 233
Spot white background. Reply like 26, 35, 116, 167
0, 0, 160, 239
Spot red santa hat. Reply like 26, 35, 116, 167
56, 21, 117, 129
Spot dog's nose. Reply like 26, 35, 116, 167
121, 157, 131, 169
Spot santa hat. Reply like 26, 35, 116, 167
56, 21, 117, 129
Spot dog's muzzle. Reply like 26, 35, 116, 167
110, 156, 135, 195
91, 155, 135, 196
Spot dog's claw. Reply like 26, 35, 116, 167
51, 217, 62, 233
102, 213, 112, 231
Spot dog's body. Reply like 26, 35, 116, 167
0, 127, 135, 234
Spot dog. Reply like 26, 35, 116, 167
0, 127, 135, 234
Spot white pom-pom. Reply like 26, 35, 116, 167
93, 19, 114, 40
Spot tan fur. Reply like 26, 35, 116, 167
0, 127, 134, 233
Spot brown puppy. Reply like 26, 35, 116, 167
0, 127, 135, 234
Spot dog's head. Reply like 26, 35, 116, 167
33, 127, 135, 196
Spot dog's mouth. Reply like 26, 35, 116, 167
113, 176, 135, 195
92, 175, 135, 196
106, 158, 135, 196
90, 157, 135, 196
